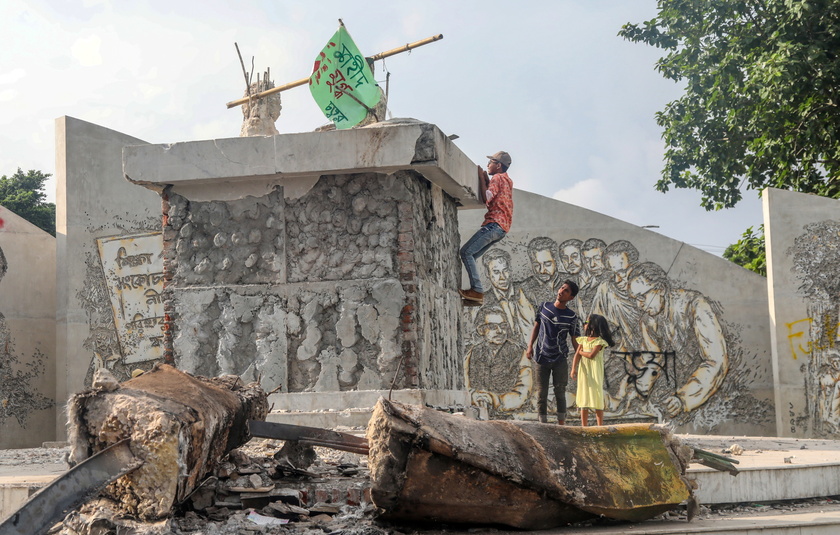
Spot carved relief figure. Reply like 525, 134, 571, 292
605, 350, 676, 420
578, 238, 608, 318
0, 246, 54, 427
591, 240, 644, 351
788, 219, 840, 436
627, 262, 729, 417
558, 238, 583, 284
462, 234, 752, 429
818, 350, 840, 427
465, 306, 532, 419
519, 237, 563, 304
481, 248, 535, 340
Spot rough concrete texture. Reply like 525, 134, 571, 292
0, 207, 56, 448
460, 189, 774, 436
123, 119, 484, 209
764, 187, 840, 439
67, 365, 268, 520
162, 169, 461, 396
56, 117, 162, 441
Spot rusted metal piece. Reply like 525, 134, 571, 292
67, 364, 268, 520
692, 447, 740, 475
247, 420, 370, 455
366, 398, 695, 530
0, 440, 141, 535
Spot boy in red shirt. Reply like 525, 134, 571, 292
459, 151, 514, 306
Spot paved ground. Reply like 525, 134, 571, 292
680, 434, 840, 470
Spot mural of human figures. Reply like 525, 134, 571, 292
0, 246, 54, 427
464, 306, 532, 419
626, 262, 729, 417
519, 237, 564, 304
788, 219, 840, 436
463, 235, 768, 430
480, 248, 534, 341
558, 238, 583, 284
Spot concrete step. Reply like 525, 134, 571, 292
451, 501, 840, 535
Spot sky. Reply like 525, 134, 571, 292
0, 0, 765, 256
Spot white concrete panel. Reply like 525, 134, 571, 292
0, 208, 56, 447
764, 187, 840, 438
55, 116, 162, 439
123, 120, 483, 208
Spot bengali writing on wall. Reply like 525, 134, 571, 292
96, 232, 165, 364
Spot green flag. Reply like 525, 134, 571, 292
309, 25, 381, 129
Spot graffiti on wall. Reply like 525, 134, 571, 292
96, 233, 165, 364
0, 246, 54, 427
464, 236, 770, 430
787, 219, 840, 436
78, 223, 163, 384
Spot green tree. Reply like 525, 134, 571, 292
723, 225, 766, 276
0, 169, 56, 236
620, 1, 840, 210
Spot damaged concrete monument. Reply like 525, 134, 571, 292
122, 119, 482, 414
67, 364, 268, 520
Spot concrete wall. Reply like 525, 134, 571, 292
460, 189, 774, 435
55, 117, 162, 439
0, 208, 56, 448
161, 171, 463, 398
124, 120, 475, 411
765, 187, 840, 438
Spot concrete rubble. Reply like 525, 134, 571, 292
3, 434, 840, 533
66, 364, 268, 520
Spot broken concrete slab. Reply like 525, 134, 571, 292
366, 398, 694, 530
122, 118, 483, 207
66, 364, 268, 520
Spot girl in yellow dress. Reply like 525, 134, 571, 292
570, 314, 614, 426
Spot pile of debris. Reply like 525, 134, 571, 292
2, 366, 740, 534
56, 439, 382, 534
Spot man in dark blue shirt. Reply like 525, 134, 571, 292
525, 280, 581, 424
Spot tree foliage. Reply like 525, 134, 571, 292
620, 0, 840, 210
0, 169, 56, 236
723, 225, 766, 276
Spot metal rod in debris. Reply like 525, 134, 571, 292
225, 33, 444, 109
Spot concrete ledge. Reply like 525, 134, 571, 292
123, 120, 483, 208
0, 476, 57, 523
691, 463, 840, 505
266, 389, 470, 429
549, 505, 840, 535
267, 389, 469, 413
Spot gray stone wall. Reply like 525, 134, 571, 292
162, 170, 462, 395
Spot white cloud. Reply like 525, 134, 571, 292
0, 68, 26, 85
552, 178, 603, 212
71, 35, 103, 67
0, 89, 17, 102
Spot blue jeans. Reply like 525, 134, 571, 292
459, 222, 506, 293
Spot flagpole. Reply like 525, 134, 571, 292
225, 33, 444, 109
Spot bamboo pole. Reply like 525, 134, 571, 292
225, 33, 444, 109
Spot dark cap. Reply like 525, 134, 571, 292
486, 151, 512, 167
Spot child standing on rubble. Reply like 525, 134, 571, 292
570, 314, 614, 426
